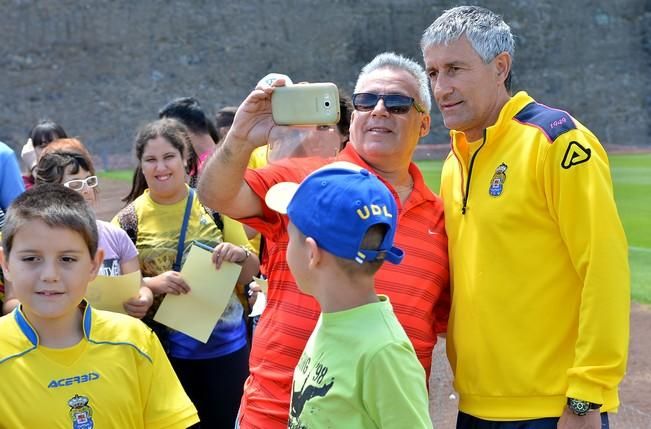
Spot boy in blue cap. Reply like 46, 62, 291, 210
265, 162, 433, 429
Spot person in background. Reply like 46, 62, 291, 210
160, 97, 259, 315
0, 140, 25, 308
0, 141, 24, 225
422, 6, 629, 428
20, 119, 67, 189
215, 106, 238, 142
2, 138, 153, 318
159, 97, 219, 183
115, 118, 259, 428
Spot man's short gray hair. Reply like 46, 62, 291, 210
421, 6, 514, 65
354, 52, 432, 112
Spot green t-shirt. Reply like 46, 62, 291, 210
288, 296, 433, 429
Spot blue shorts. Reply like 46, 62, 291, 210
456, 411, 609, 429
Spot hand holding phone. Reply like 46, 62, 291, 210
271, 83, 340, 126
226, 81, 281, 148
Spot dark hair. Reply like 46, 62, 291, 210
333, 224, 388, 277
214, 106, 238, 141
122, 118, 195, 204
159, 97, 220, 144
36, 151, 93, 185
36, 138, 96, 186
2, 183, 98, 257
29, 119, 68, 148
337, 89, 353, 147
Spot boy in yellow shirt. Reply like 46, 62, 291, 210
0, 184, 199, 428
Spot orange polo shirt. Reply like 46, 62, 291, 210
238, 145, 450, 429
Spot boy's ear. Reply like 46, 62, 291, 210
0, 248, 11, 282
305, 237, 321, 269
87, 248, 104, 282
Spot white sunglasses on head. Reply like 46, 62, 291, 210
63, 175, 98, 191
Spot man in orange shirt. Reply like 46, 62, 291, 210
199, 52, 450, 429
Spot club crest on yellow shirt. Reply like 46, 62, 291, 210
68, 394, 94, 429
489, 163, 508, 197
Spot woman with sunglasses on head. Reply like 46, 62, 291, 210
115, 118, 259, 428
1, 138, 154, 318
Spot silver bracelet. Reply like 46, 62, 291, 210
238, 246, 251, 263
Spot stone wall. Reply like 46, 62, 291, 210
1, 0, 648, 168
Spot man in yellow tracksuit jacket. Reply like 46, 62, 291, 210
422, 6, 630, 429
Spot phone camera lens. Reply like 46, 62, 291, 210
325, 101, 331, 108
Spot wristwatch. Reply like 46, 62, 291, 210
567, 398, 601, 416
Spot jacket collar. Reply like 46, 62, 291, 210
449, 91, 534, 147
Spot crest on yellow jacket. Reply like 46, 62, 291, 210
489, 163, 508, 197
68, 394, 94, 429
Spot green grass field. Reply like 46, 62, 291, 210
417, 153, 651, 304
100, 153, 651, 303
99, 169, 134, 182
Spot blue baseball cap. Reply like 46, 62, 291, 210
265, 162, 404, 265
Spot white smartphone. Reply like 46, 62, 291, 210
271, 83, 340, 126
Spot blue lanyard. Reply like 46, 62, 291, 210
172, 188, 195, 272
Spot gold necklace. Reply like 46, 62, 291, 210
394, 178, 414, 197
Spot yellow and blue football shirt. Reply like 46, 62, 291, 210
0, 302, 199, 428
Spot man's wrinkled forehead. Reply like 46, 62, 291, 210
424, 35, 482, 66
356, 67, 420, 98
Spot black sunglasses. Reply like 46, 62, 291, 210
352, 93, 426, 114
